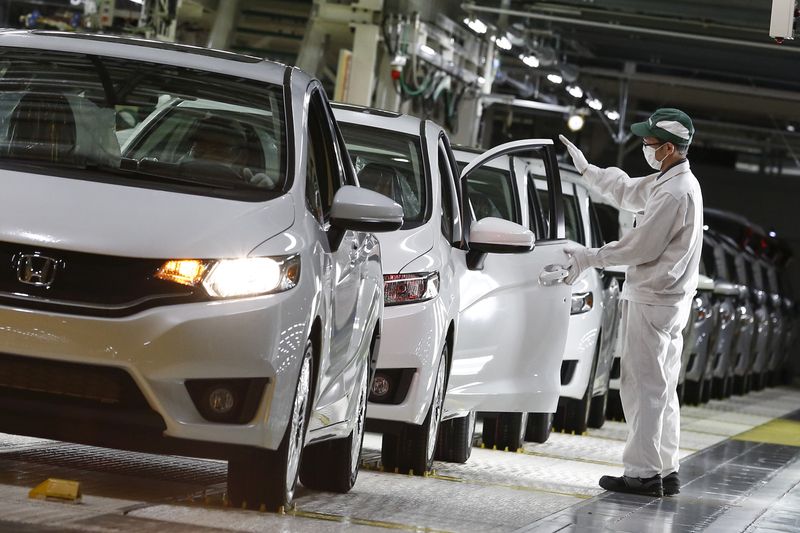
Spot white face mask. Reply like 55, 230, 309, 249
642, 143, 669, 170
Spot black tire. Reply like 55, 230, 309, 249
587, 390, 608, 429
711, 377, 726, 400
605, 388, 625, 422
300, 354, 370, 493
227, 341, 313, 511
683, 379, 703, 405
700, 378, 712, 403
751, 372, 765, 391
554, 344, 599, 435
524, 412, 553, 443
732, 375, 747, 395
435, 411, 476, 463
381, 350, 447, 475
481, 412, 528, 450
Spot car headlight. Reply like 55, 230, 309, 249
570, 292, 593, 315
156, 256, 300, 298
384, 272, 439, 306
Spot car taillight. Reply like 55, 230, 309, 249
383, 272, 439, 306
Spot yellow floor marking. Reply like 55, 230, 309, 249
289, 509, 452, 532
520, 449, 624, 468
733, 418, 800, 448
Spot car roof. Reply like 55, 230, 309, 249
0, 30, 290, 85
331, 103, 423, 136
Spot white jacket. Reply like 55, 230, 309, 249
580, 160, 703, 307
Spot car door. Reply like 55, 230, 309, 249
305, 87, 363, 426
447, 140, 572, 414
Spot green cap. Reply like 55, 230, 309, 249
631, 108, 694, 147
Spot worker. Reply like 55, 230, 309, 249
559, 108, 703, 498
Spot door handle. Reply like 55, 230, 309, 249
540, 264, 569, 285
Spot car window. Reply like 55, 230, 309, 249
338, 123, 426, 228
438, 141, 456, 242
306, 90, 342, 220
457, 161, 519, 224
0, 47, 287, 199
563, 192, 582, 244
589, 200, 605, 248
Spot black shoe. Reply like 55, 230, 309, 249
663, 472, 680, 496
599, 474, 663, 497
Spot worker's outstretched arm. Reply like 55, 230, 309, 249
559, 135, 655, 212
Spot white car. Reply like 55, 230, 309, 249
452, 143, 572, 450
0, 31, 404, 510
332, 104, 470, 472
544, 167, 621, 436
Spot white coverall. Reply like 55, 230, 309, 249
573, 160, 703, 478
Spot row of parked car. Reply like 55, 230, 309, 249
0, 31, 795, 512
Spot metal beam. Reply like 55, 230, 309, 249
462, 2, 800, 55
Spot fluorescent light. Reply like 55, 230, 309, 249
519, 54, 540, 68
419, 44, 436, 56
566, 85, 583, 98
586, 97, 603, 110
703, 225, 709, 231
567, 114, 585, 131
605, 109, 620, 121
494, 35, 512, 50
769, 231, 777, 237
463, 17, 488, 34
547, 74, 563, 84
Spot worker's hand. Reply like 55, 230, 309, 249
564, 244, 591, 285
243, 168, 278, 188
558, 134, 589, 175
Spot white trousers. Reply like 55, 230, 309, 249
619, 299, 690, 478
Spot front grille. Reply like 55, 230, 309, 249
0, 241, 203, 316
0, 352, 148, 407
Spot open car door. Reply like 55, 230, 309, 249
447, 139, 572, 415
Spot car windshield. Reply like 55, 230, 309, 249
338, 123, 427, 227
0, 48, 286, 199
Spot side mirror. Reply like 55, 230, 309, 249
330, 185, 404, 232
467, 217, 535, 270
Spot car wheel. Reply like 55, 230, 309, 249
701, 378, 712, 402
732, 374, 747, 395
524, 412, 553, 443
435, 410, 476, 463
683, 379, 704, 405
227, 340, 313, 511
711, 377, 726, 400
587, 390, 608, 429
300, 354, 370, 493
605, 388, 625, 421
554, 343, 599, 435
382, 348, 447, 475
481, 412, 528, 451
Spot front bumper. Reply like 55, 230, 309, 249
0, 291, 309, 454
366, 298, 448, 426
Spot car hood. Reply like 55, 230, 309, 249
0, 170, 294, 258
376, 224, 433, 274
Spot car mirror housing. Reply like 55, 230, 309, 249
467, 217, 535, 270
330, 185, 404, 233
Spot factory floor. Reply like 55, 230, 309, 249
0, 386, 799, 532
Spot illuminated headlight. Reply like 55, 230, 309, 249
384, 272, 439, 306
570, 292, 593, 315
156, 256, 300, 298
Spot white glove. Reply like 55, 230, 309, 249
558, 134, 589, 175
243, 168, 278, 188
564, 244, 592, 285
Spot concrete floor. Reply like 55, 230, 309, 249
0, 386, 798, 532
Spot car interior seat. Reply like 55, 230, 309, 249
6, 93, 77, 163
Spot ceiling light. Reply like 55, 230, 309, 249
493, 35, 512, 50
419, 44, 436, 56
463, 17, 488, 34
788, 124, 796, 132
547, 74, 563, 84
586, 97, 603, 110
769, 231, 777, 237
566, 85, 583, 98
519, 54, 540, 68
605, 109, 620, 121
567, 114, 585, 132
